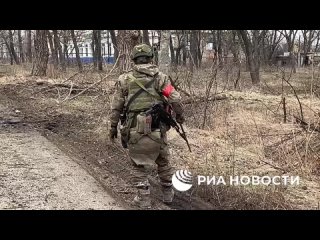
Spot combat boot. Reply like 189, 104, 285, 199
132, 188, 151, 209
162, 186, 174, 203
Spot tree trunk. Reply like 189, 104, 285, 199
109, 30, 118, 63
53, 30, 66, 71
315, 32, 320, 52
116, 30, 141, 73
62, 31, 69, 69
238, 30, 260, 84
267, 30, 283, 62
230, 31, 239, 63
47, 30, 58, 69
4, 41, 13, 65
250, 60, 260, 84
182, 30, 187, 66
261, 36, 267, 66
94, 30, 103, 71
8, 30, 20, 65
169, 34, 175, 66
92, 30, 97, 69
31, 30, 49, 76
306, 30, 315, 53
18, 30, 24, 63
175, 47, 181, 66
70, 30, 83, 72
142, 30, 151, 46
190, 30, 198, 70
26, 30, 32, 63
288, 41, 296, 72
158, 30, 171, 74
197, 31, 203, 67
282, 30, 298, 73
217, 30, 223, 64
303, 30, 307, 60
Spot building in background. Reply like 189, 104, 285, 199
0, 30, 161, 65
66, 30, 160, 64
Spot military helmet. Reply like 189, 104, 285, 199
131, 44, 153, 60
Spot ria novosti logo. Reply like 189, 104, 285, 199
172, 170, 300, 192
172, 170, 193, 192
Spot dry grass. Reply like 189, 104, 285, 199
2, 64, 320, 209
166, 65, 320, 209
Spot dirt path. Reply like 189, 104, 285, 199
0, 83, 217, 210
3, 80, 319, 210
0, 119, 123, 210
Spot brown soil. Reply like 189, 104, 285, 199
1, 72, 319, 210
0, 80, 217, 210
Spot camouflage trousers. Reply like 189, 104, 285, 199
128, 132, 174, 190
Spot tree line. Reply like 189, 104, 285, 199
1, 30, 320, 84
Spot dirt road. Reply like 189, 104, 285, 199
0, 113, 123, 210
0, 88, 216, 210
3, 79, 318, 210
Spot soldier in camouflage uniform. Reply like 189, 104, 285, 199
109, 44, 185, 209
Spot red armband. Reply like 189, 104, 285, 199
162, 84, 174, 98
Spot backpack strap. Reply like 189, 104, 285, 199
125, 73, 159, 110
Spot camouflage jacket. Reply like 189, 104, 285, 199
110, 63, 183, 128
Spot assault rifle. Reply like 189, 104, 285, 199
146, 103, 191, 152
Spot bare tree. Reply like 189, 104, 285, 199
173, 30, 185, 66
8, 30, 20, 65
93, 30, 103, 71
302, 30, 317, 54
92, 31, 97, 69
169, 34, 175, 66
109, 30, 118, 62
116, 30, 141, 72
62, 30, 69, 69
47, 30, 58, 69
197, 31, 203, 67
31, 30, 49, 76
142, 30, 151, 46
158, 30, 171, 74
238, 30, 267, 84
217, 30, 223, 64
314, 31, 320, 52
17, 30, 24, 63
26, 30, 32, 63
280, 30, 298, 72
53, 30, 66, 71
0, 31, 12, 64
182, 30, 187, 66
190, 30, 199, 70
70, 30, 83, 72
3, 41, 13, 64
264, 30, 283, 63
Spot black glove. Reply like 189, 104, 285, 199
109, 127, 118, 141
176, 114, 185, 124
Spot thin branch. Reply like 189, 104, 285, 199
60, 54, 120, 103
168, 75, 191, 97
281, 68, 304, 121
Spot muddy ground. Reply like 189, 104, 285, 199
1, 72, 320, 210
0, 80, 217, 210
